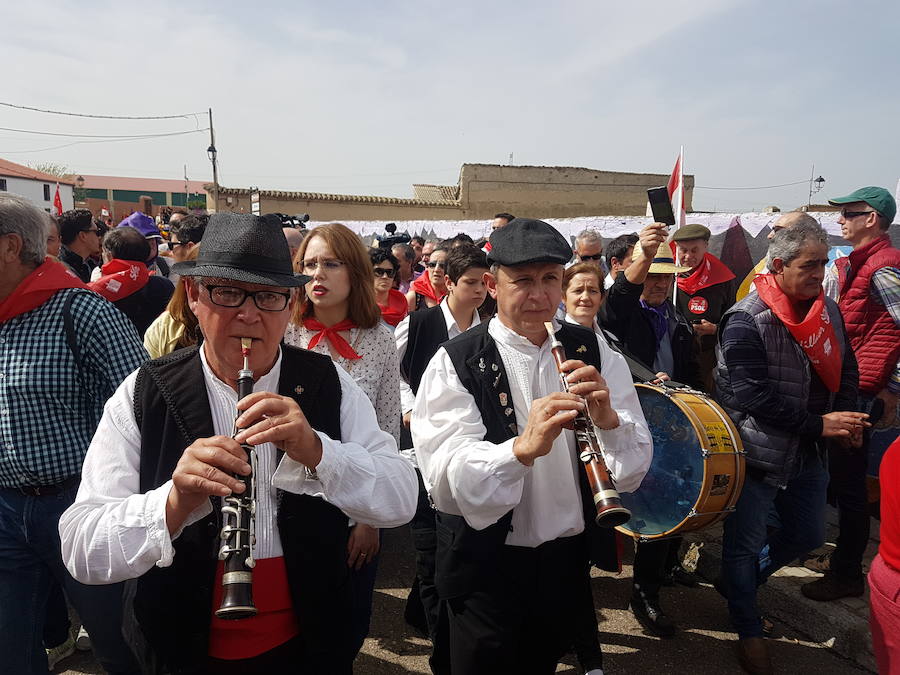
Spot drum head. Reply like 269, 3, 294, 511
620, 386, 704, 537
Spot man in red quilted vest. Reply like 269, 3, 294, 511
802, 186, 900, 602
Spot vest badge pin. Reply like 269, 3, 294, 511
504, 407, 514, 416
576, 345, 587, 353
478, 357, 486, 372
294, 385, 304, 395
499, 392, 508, 406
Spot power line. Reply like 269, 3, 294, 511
0, 126, 208, 139
0, 128, 210, 154
694, 179, 809, 191
0, 101, 205, 120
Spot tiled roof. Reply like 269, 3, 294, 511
213, 185, 458, 207
0, 158, 76, 184
412, 184, 459, 201
80, 174, 208, 193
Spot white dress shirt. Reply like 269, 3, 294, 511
59, 345, 417, 585
412, 317, 652, 548
395, 301, 480, 467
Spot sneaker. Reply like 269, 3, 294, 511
803, 551, 831, 573
800, 572, 864, 602
75, 625, 92, 651
46, 633, 76, 670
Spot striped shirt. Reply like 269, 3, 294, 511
0, 288, 148, 487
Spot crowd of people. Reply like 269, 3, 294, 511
0, 188, 898, 675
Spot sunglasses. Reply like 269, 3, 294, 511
579, 253, 603, 261
373, 267, 396, 278
840, 209, 876, 219
426, 261, 446, 269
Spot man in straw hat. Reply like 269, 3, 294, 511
715, 220, 865, 674
59, 213, 417, 674
600, 221, 703, 638
413, 218, 651, 674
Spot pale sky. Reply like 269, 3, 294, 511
1, 0, 898, 213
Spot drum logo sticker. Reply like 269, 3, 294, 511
710, 474, 731, 496
688, 296, 708, 314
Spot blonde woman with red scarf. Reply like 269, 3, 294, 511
406, 242, 449, 311
283, 222, 401, 657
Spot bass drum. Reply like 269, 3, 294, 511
617, 384, 745, 542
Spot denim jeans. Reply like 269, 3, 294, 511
721, 450, 829, 638
0, 484, 139, 675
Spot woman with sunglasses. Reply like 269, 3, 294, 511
283, 223, 401, 658
406, 242, 449, 312
369, 248, 408, 328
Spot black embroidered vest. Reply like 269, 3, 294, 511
435, 322, 618, 599
123, 345, 353, 675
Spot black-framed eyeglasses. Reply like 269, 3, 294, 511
202, 284, 290, 312
169, 240, 189, 249
579, 253, 603, 261
426, 261, 446, 269
373, 267, 396, 278
841, 209, 876, 219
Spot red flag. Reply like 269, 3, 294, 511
53, 183, 63, 216
666, 147, 686, 230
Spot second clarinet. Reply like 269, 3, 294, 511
216, 337, 259, 619
544, 322, 631, 528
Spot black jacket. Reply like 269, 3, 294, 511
113, 275, 174, 337
600, 274, 701, 389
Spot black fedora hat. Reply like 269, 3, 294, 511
172, 212, 310, 287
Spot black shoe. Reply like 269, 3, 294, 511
801, 572, 865, 602
630, 590, 676, 638
667, 565, 699, 588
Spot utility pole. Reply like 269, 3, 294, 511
207, 108, 219, 213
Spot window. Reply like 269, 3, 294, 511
43, 184, 51, 201
0, 179, 6, 191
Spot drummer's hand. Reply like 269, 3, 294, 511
235, 391, 323, 470
821, 411, 870, 439
513, 392, 584, 466
167, 435, 250, 534
694, 320, 717, 336
559, 359, 619, 431
653, 371, 671, 384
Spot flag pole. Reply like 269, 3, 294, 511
672, 146, 683, 305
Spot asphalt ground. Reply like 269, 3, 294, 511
60, 525, 868, 675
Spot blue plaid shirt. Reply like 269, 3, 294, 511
0, 288, 148, 487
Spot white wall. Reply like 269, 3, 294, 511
0, 175, 74, 213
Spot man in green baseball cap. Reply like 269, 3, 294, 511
801, 186, 900, 603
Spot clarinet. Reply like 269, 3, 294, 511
215, 337, 259, 620
544, 322, 631, 528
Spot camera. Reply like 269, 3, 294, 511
375, 222, 411, 249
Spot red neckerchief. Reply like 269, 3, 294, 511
303, 317, 361, 360
410, 269, 446, 305
753, 274, 841, 392
0, 259, 86, 323
378, 288, 408, 327
676, 251, 735, 294
87, 259, 151, 302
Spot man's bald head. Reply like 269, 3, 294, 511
768, 211, 819, 241
282, 227, 304, 259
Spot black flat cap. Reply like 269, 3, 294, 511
172, 212, 310, 287
487, 218, 572, 267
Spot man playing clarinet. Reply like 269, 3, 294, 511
59, 213, 417, 675
413, 218, 652, 675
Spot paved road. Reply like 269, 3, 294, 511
61, 526, 868, 674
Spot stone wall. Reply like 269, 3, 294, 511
211, 162, 695, 222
